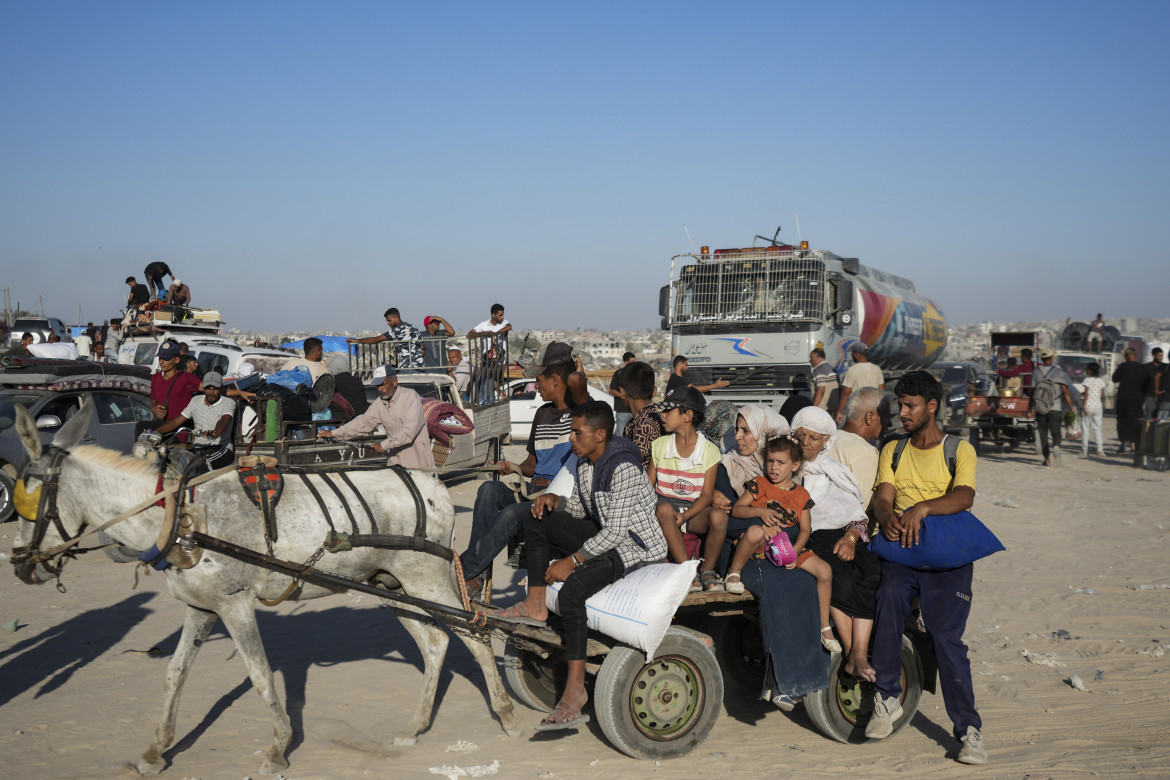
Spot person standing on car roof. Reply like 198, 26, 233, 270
125, 276, 151, 310
144, 261, 174, 299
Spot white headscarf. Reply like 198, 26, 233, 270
791, 406, 867, 531
722, 404, 790, 493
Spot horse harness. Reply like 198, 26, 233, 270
11, 445, 86, 588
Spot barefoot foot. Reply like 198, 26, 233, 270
844, 657, 876, 683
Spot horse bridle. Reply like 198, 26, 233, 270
11, 445, 89, 585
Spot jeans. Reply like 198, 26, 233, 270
613, 411, 633, 439
1035, 409, 1064, 459
1081, 408, 1104, 454
1158, 400, 1170, 421
459, 480, 575, 582
524, 510, 623, 660
873, 561, 980, 739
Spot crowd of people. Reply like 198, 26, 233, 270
459, 343, 987, 764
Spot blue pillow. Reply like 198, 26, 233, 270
869, 510, 1004, 571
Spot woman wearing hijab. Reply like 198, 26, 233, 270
716, 403, 831, 711
790, 406, 882, 682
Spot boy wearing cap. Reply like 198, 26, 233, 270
651, 386, 722, 589
156, 371, 237, 471
1032, 351, 1074, 466
317, 365, 434, 469
837, 342, 885, 425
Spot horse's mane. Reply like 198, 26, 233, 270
72, 446, 159, 478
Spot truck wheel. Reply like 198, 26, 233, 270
804, 635, 923, 743
502, 643, 564, 712
714, 614, 766, 694
98, 529, 142, 564
593, 627, 723, 760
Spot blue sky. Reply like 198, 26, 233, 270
1, 1, 1166, 334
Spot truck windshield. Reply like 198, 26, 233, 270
1056, 355, 1098, 382
673, 254, 826, 326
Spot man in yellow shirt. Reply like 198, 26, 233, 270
865, 371, 986, 765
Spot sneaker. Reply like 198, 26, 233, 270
772, 693, 798, 712
957, 726, 987, 764
864, 694, 903, 739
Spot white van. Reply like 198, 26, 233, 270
189, 343, 295, 380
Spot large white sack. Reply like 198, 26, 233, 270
544, 560, 698, 662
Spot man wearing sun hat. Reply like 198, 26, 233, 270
317, 364, 434, 469
1032, 350, 1074, 466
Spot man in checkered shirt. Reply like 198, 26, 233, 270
493, 400, 667, 731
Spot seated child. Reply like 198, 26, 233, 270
649, 386, 723, 592
723, 434, 842, 653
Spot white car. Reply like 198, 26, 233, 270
505, 376, 614, 440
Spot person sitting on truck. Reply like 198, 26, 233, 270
155, 371, 236, 472
996, 357, 1024, 395
492, 401, 668, 731
836, 342, 885, 425
143, 261, 174, 299
420, 315, 455, 369
650, 386, 723, 591
618, 361, 664, 473
317, 364, 434, 469
467, 304, 511, 403
1087, 314, 1105, 353
166, 278, 191, 308
125, 276, 151, 310
326, 355, 369, 419
665, 355, 730, 396
867, 370, 985, 765
346, 308, 424, 371
457, 342, 578, 594
447, 346, 471, 400
280, 336, 329, 383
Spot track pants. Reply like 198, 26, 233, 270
872, 561, 981, 738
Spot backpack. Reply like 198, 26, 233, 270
890, 434, 960, 479
1032, 367, 1058, 415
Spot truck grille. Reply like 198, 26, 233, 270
685, 365, 810, 392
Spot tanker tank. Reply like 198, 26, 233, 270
849, 263, 948, 372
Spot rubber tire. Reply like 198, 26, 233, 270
98, 529, 142, 564
805, 634, 923, 744
593, 627, 724, 760
502, 643, 565, 712
714, 614, 766, 694
0, 469, 15, 523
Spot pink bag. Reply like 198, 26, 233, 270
763, 529, 797, 567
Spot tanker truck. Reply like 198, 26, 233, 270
658, 230, 947, 408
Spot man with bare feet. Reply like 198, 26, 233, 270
494, 401, 667, 731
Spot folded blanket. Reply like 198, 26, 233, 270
420, 398, 475, 446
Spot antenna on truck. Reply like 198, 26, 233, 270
683, 224, 697, 253
755, 226, 784, 247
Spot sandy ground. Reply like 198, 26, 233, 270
2, 421, 1169, 780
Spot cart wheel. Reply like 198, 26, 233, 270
502, 643, 565, 712
804, 635, 923, 743
593, 627, 723, 760
714, 614, 765, 693
98, 529, 142, 564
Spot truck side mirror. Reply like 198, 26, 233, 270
658, 285, 671, 329
835, 279, 855, 327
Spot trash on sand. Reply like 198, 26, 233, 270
445, 741, 479, 754
1, 619, 19, 632
1095, 670, 1105, 680
1051, 629, 1076, 640
1021, 649, 1065, 668
428, 760, 500, 779
994, 499, 1019, 508
1065, 675, 1092, 693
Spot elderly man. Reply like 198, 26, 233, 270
828, 386, 888, 513
280, 336, 329, 383
836, 342, 885, 424
447, 346, 471, 399
156, 371, 236, 472
317, 364, 434, 469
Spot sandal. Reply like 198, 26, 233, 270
723, 572, 744, 594
533, 701, 590, 732
699, 569, 722, 592
821, 626, 843, 654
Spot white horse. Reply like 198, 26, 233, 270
9, 401, 522, 775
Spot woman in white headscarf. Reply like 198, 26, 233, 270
791, 406, 882, 682
712, 404, 831, 712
